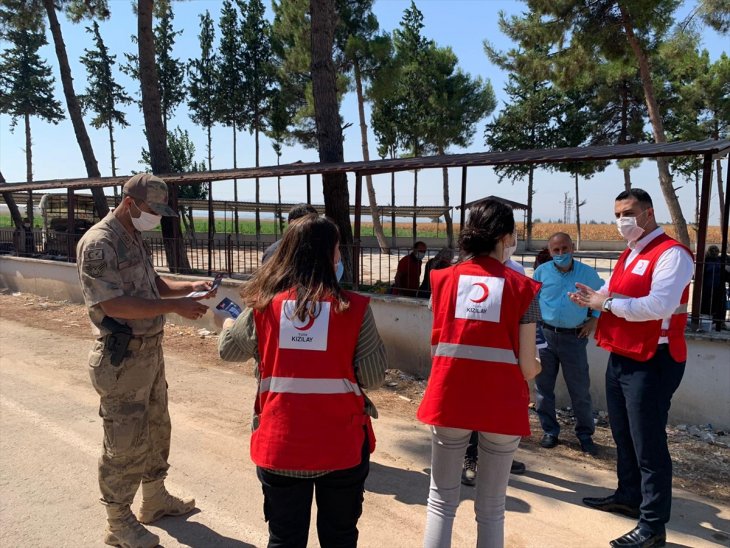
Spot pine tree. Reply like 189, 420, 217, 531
187, 10, 218, 171
154, 4, 185, 133
215, 0, 248, 234
426, 45, 496, 248
0, 10, 64, 229
240, 0, 276, 241
79, 20, 132, 186
523, 0, 692, 246
339, 0, 391, 251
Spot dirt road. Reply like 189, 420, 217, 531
1, 311, 728, 547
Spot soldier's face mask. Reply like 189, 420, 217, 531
129, 200, 162, 232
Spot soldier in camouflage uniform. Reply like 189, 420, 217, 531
77, 174, 212, 548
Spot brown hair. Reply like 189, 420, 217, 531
241, 214, 349, 321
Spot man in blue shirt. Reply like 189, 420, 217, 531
533, 232, 603, 455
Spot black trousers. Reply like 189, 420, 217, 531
256, 437, 370, 548
606, 345, 685, 535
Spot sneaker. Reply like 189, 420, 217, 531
510, 460, 526, 475
580, 438, 599, 457
461, 456, 477, 486
540, 433, 559, 448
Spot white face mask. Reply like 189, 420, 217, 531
503, 232, 517, 262
616, 216, 645, 243
414, 250, 426, 261
130, 201, 161, 232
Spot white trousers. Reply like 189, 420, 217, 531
423, 426, 520, 548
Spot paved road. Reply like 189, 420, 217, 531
1, 318, 727, 547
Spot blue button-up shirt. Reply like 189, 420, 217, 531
534, 259, 604, 328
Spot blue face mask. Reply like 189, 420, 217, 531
335, 260, 344, 282
552, 253, 573, 268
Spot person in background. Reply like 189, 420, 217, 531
532, 232, 602, 456
418, 199, 542, 548
571, 188, 693, 548
77, 173, 212, 548
461, 230, 529, 486
261, 203, 318, 264
218, 214, 387, 548
392, 241, 427, 297
419, 247, 454, 297
533, 247, 552, 270
701, 245, 728, 331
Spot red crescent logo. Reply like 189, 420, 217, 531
470, 282, 489, 303
293, 314, 317, 331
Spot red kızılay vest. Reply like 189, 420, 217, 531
595, 233, 693, 362
252, 289, 374, 471
417, 256, 541, 436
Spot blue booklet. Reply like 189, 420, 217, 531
216, 297, 242, 319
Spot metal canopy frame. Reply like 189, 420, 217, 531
3, 139, 728, 327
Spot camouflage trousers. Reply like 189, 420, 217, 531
88, 334, 171, 506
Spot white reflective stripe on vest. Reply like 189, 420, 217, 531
259, 376, 362, 396
610, 293, 688, 314
433, 342, 518, 365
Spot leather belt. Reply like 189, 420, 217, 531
126, 331, 164, 351
542, 323, 582, 334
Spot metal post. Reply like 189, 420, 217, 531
207, 181, 213, 276
460, 166, 467, 232
306, 174, 311, 204
690, 154, 713, 328
720, 156, 729, 310
66, 188, 75, 261
353, 172, 362, 291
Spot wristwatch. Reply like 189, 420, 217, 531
602, 297, 614, 312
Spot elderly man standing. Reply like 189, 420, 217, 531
533, 232, 603, 456
77, 174, 212, 548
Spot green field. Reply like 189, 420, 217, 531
0, 213, 445, 238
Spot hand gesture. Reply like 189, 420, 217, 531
175, 298, 209, 320
569, 282, 605, 311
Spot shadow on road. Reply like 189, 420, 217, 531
366, 461, 532, 514
510, 470, 730, 547
154, 510, 256, 548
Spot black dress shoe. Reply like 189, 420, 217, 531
610, 527, 666, 547
580, 438, 599, 457
510, 460, 526, 475
540, 433, 559, 448
582, 495, 640, 518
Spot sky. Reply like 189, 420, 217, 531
0, 0, 727, 225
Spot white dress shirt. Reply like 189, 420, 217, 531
600, 227, 694, 343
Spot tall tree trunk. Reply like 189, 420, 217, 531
43, 0, 107, 221
623, 167, 632, 191
277, 153, 284, 233
412, 169, 418, 245
526, 165, 534, 249
353, 60, 388, 252
619, 3, 690, 247
108, 120, 119, 202
24, 114, 34, 253
714, 122, 725, 229
233, 124, 239, 237
310, 0, 354, 277
255, 122, 261, 243
207, 123, 212, 171
0, 171, 24, 230
138, 0, 190, 272
391, 165, 396, 249
575, 173, 582, 251
437, 145, 454, 248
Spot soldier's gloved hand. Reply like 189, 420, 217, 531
175, 298, 209, 320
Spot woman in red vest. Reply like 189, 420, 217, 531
417, 199, 542, 548
218, 214, 387, 548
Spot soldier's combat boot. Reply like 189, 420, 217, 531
138, 479, 196, 524
104, 504, 159, 548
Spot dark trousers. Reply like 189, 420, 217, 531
536, 329, 595, 441
256, 438, 370, 548
606, 346, 685, 535
465, 431, 479, 460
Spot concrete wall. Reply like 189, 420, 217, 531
2, 255, 728, 428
